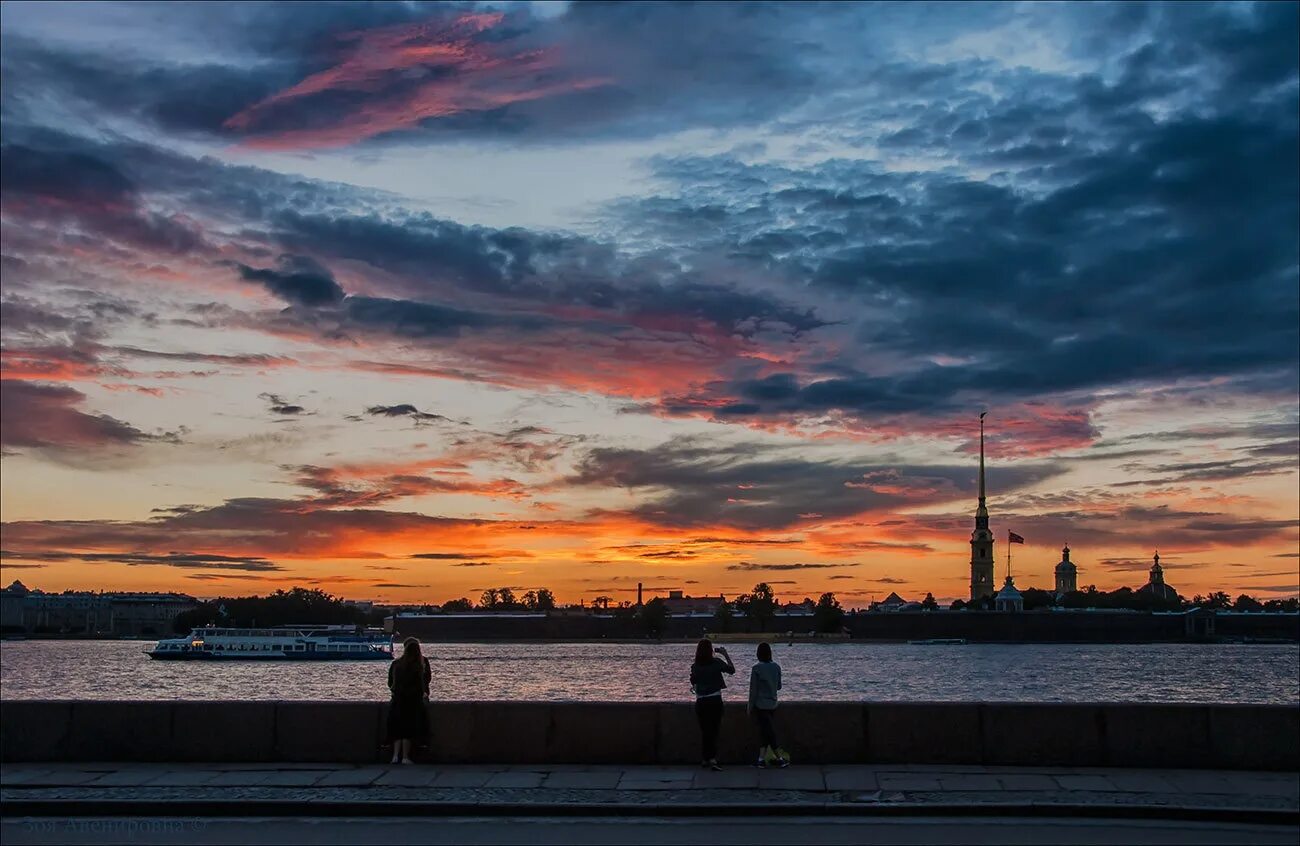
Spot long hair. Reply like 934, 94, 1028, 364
398, 637, 423, 676
694, 638, 713, 666
756, 642, 772, 662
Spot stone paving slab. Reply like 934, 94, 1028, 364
3, 763, 1296, 816
312, 768, 386, 787
542, 771, 622, 789
256, 771, 330, 787
430, 770, 493, 788
482, 772, 544, 789
824, 770, 878, 791
756, 769, 825, 791
1057, 775, 1118, 791
997, 774, 1057, 791
375, 769, 439, 788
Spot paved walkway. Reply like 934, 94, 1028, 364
2, 763, 1297, 818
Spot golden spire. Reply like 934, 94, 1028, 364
977, 411, 988, 518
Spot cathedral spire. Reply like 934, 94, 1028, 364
976, 411, 988, 519
969, 411, 995, 602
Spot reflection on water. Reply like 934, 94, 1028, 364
1, 640, 1296, 703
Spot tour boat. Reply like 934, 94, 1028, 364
147, 625, 394, 660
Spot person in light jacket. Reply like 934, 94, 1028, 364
748, 642, 788, 768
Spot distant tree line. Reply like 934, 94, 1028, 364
172, 588, 377, 633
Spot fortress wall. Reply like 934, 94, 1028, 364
3, 700, 1295, 770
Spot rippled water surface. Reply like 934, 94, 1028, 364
2, 640, 1296, 703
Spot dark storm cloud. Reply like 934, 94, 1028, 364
633, 99, 1298, 422
0, 141, 205, 255
1, 125, 825, 375
0, 2, 866, 148
264, 209, 824, 336
600, 4, 1298, 428
237, 255, 344, 307
0, 3, 1295, 453
567, 437, 1063, 530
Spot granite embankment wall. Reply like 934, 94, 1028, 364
388, 611, 1300, 642
2, 701, 1296, 770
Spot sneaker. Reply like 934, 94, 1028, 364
754, 757, 767, 769
776, 757, 790, 769
709, 759, 723, 771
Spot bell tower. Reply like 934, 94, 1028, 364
970, 412, 996, 601
1055, 545, 1078, 597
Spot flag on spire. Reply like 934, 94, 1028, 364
1008, 531, 1025, 544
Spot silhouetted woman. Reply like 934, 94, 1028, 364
748, 642, 788, 768
690, 638, 735, 770
387, 637, 431, 764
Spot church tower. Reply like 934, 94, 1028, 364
970, 413, 996, 601
1055, 545, 1078, 597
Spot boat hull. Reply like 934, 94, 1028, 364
146, 651, 390, 661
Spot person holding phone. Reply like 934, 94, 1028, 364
690, 638, 735, 770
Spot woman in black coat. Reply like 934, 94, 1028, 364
387, 637, 431, 764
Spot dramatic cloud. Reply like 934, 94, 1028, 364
0, 380, 164, 450
0, 550, 280, 571
567, 437, 1064, 530
0, 2, 1294, 602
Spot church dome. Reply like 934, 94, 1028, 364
996, 578, 1022, 602
1055, 545, 1077, 574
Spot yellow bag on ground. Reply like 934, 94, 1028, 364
764, 746, 791, 765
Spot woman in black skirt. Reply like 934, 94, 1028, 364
387, 637, 431, 764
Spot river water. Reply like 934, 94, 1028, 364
2, 640, 1296, 703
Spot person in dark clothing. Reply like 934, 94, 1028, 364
748, 641, 788, 768
387, 637, 431, 764
689, 638, 735, 770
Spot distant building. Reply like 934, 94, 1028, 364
873, 592, 908, 612
108, 592, 200, 636
1054, 545, 1078, 597
662, 590, 724, 616
1, 580, 30, 630
1136, 552, 1178, 602
995, 575, 1024, 613
970, 415, 996, 602
781, 599, 815, 616
0, 581, 196, 636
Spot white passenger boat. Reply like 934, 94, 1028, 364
147, 625, 393, 660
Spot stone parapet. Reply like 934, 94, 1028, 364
2, 701, 1294, 770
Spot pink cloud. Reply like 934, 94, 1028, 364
224, 13, 611, 150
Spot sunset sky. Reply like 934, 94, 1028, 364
1, 1, 1296, 607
